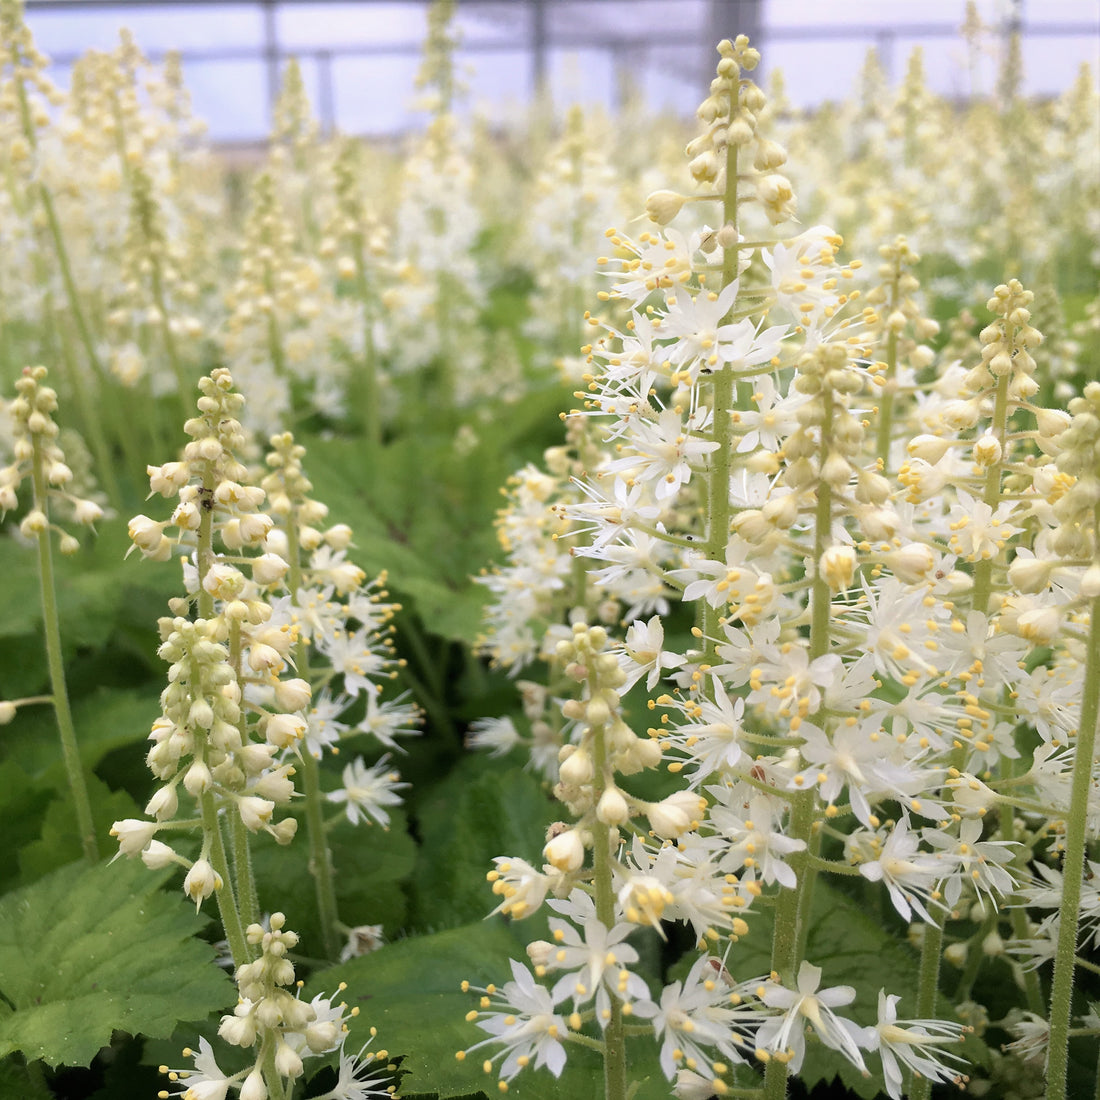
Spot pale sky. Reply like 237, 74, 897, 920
22, 0, 1100, 141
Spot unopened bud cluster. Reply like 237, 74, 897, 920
0, 365, 105, 550
545, 624, 703, 875
115, 368, 312, 906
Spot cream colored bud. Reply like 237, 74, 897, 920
646, 791, 704, 839
58, 533, 80, 556
73, 499, 104, 525
1081, 562, 1100, 598
266, 712, 306, 749
20, 509, 48, 537
237, 795, 275, 831
239, 1068, 267, 1100
274, 677, 312, 711
0, 701, 16, 724
47, 461, 73, 486
944, 942, 968, 968
558, 746, 594, 786
110, 818, 158, 856
270, 818, 298, 845
886, 543, 935, 584
324, 523, 353, 550
544, 828, 585, 872
972, 433, 1002, 467
526, 939, 554, 969
145, 784, 179, 820
762, 492, 799, 528
141, 839, 178, 869
1017, 606, 1061, 644
184, 759, 213, 796
820, 544, 856, 591
251, 553, 288, 586
907, 434, 952, 464
910, 345, 935, 369
753, 138, 787, 170
886, 310, 907, 333
1007, 553, 1051, 593
183, 858, 223, 909
981, 929, 1005, 957
596, 785, 631, 826
128, 512, 165, 550
644, 190, 686, 225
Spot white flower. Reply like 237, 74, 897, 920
462, 959, 569, 1082
327, 755, 407, 828
544, 889, 649, 1025
708, 791, 806, 889
631, 953, 757, 1080
856, 816, 943, 924
311, 1037, 393, 1099
163, 1037, 235, 1100
865, 991, 969, 1098
757, 960, 867, 1074
109, 818, 159, 857
621, 614, 685, 690
465, 714, 522, 757
487, 856, 552, 919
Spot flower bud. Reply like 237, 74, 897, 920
239, 1068, 268, 1100
596, 786, 631, 826
544, 828, 585, 872
646, 791, 705, 839
237, 795, 276, 831
145, 784, 179, 820
183, 858, 223, 909
907, 434, 952, 464
274, 678, 312, 711
644, 190, 686, 225
558, 746, 594, 786
972, 433, 1003, 467
820, 545, 856, 591
141, 839, 178, 869
886, 543, 936, 584
0, 701, 16, 724
110, 818, 158, 856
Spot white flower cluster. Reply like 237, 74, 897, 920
467, 34, 1099, 1098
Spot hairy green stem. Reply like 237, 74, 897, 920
1045, 593, 1100, 1100
31, 434, 99, 862
285, 505, 342, 959
701, 112, 740, 663
590, 704, 627, 1100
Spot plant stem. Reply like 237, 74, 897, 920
199, 781, 249, 967
589, 663, 626, 1100
1045, 593, 1100, 1100
701, 105, 739, 664
30, 434, 99, 862
286, 505, 342, 960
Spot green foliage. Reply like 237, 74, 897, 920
250, 806, 418, 957
0, 859, 233, 1068
407, 761, 560, 930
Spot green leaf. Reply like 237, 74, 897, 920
17, 775, 139, 884
250, 806, 417, 958
2, 687, 157, 779
308, 918, 670, 1100
0, 761, 52, 894
0, 858, 234, 1068
0, 540, 43, 641
407, 762, 560, 930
